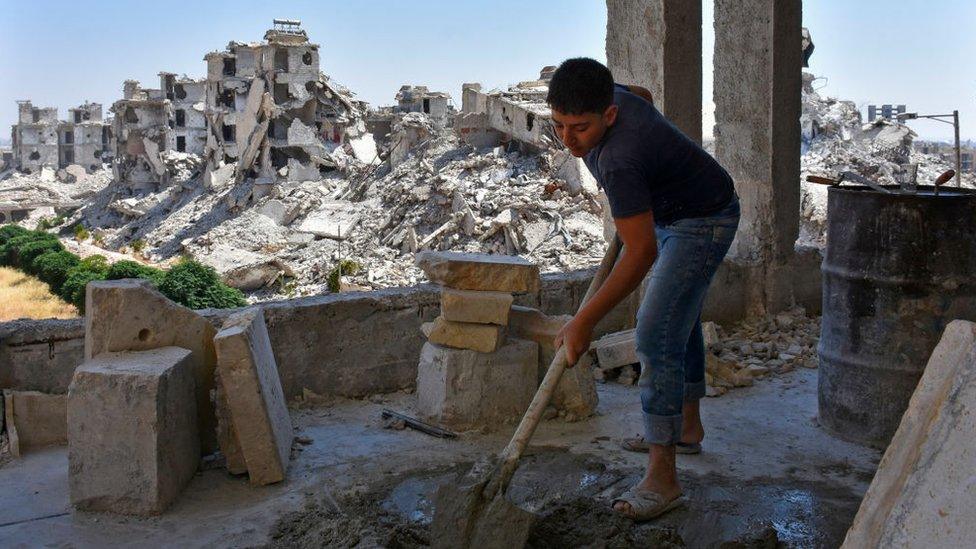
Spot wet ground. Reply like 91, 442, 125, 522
0, 368, 880, 548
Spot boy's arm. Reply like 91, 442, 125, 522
624, 84, 654, 105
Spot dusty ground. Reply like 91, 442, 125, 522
0, 368, 879, 548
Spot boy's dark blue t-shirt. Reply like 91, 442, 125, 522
583, 84, 734, 224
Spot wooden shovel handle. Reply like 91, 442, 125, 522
806, 175, 839, 185
934, 170, 955, 188
492, 234, 623, 492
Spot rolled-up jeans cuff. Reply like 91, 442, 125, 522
643, 412, 682, 446
684, 380, 706, 401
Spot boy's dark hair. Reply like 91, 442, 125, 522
546, 57, 614, 115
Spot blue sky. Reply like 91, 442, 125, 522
1, 0, 973, 142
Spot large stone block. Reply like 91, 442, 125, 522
2, 389, 67, 457
417, 339, 538, 431
592, 329, 638, 371
440, 288, 513, 325
214, 309, 293, 486
842, 320, 976, 548
508, 306, 597, 418
416, 251, 540, 293
425, 316, 506, 353
68, 347, 199, 515
85, 279, 218, 453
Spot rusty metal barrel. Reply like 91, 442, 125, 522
818, 184, 976, 448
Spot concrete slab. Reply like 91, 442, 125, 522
416, 340, 538, 431
440, 288, 513, 325
592, 329, 638, 370
0, 368, 879, 547
85, 279, 218, 453
67, 347, 199, 515
416, 251, 540, 293
214, 309, 293, 486
425, 316, 506, 353
2, 390, 66, 457
842, 320, 976, 548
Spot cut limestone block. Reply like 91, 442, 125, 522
416, 251, 540, 293
68, 347, 199, 515
426, 316, 506, 353
592, 329, 638, 371
842, 320, 976, 549
2, 389, 67, 457
85, 279, 218, 454
214, 309, 293, 486
214, 375, 247, 475
508, 306, 598, 418
441, 287, 513, 325
417, 339, 538, 431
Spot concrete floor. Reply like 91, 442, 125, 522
0, 367, 880, 548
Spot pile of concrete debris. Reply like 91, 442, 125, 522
0, 165, 111, 225
799, 72, 974, 247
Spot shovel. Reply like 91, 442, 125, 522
430, 234, 623, 549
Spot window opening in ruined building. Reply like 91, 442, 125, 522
32, 109, 40, 123
74, 112, 82, 123
302, 51, 312, 65
223, 58, 236, 76
175, 84, 187, 100
275, 49, 289, 71
222, 124, 236, 143
29, 151, 40, 160
175, 109, 186, 127
274, 83, 291, 104
305, 81, 316, 93
102, 127, 110, 144
176, 135, 186, 152
526, 112, 535, 131
124, 107, 139, 124
270, 119, 287, 140
423, 98, 430, 114
219, 88, 235, 109
64, 149, 74, 163
94, 149, 102, 158
64, 131, 74, 144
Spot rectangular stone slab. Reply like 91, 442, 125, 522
2, 390, 67, 457
85, 279, 218, 454
592, 329, 639, 371
214, 309, 293, 486
68, 347, 199, 515
440, 288, 513, 325
416, 339, 538, 431
426, 316, 506, 353
416, 251, 540, 293
842, 320, 976, 549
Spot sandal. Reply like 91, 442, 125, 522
621, 435, 702, 454
611, 485, 685, 521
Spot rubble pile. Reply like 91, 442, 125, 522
799, 72, 974, 247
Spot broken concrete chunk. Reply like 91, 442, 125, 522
2, 389, 67, 457
214, 309, 293, 486
426, 316, 506, 353
296, 200, 362, 240
593, 329, 639, 371
842, 320, 976, 549
85, 279, 218, 454
68, 347, 199, 515
702, 321, 721, 350
440, 288, 513, 325
416, 339, 538, 431
415, 251, 540, 293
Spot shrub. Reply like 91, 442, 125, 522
131, 239, 147, 253
36, 216, 65, 231
0, 231, 61, 269
32, 250, 80, 294
17, 237, 65, 273
73, 225, 89, 242
158, 259, 246, 310
0, 224, 29, 247
106, 260, 165, 285
327, 259, 361, 292
59, 255, 110, 313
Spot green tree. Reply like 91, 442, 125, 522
158, 259, 246, 310
32, 250, 80, 294
106, 260, 165, 285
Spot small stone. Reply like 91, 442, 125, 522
702, 321, 721, 349
426, 316, 506, 353
746, 364, 770, 377
779, 353, 797, 361
706, 385, 727, 398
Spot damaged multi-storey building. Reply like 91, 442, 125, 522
10, 100, 111, 174
394, 86, 452, 129
456, 67, 555, 151
202, 19, 365, 189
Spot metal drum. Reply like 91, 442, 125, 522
818, 184, 976, 448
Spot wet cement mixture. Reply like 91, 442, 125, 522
265, 450, 862, 548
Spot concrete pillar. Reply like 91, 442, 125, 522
713, 0, 802, 312
605, 0, 703, 143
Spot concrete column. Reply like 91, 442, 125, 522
605, 0, 702, 143
713, 0, 802, 311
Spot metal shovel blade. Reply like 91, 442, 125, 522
430, 463, 535, 549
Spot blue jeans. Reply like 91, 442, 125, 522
636, 196, 740, 445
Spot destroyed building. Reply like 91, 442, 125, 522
202, 19, 365, 187
10, 100, 111, 174
456, 68, 554, 151
110, 78, 178, 190
394, 85, 452, 128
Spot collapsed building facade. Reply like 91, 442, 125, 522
394, 86, 452, 128
456, 68, 554, 150
10, 101, 111, 174
108, 20, 365, 191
